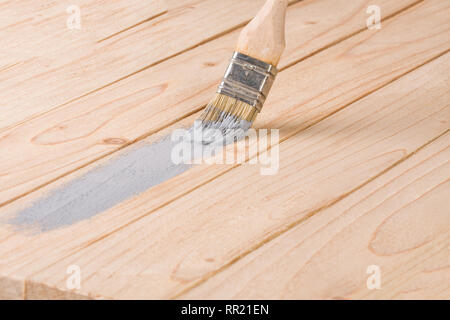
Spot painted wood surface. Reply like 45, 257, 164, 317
22, 52, 450, 299
0, 0, 424, 206
0, 0, 448, 299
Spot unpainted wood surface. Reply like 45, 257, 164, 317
0, 0, 299, 132
0, 0, 449, 299
184, 116, 450, 300
22, 52, 450, 299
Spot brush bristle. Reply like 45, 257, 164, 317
200, 93, 258, 125
186, 93, 256, 145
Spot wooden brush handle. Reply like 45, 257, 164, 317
236, 0, 288, 67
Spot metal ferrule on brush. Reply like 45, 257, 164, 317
217, 52, 277, 113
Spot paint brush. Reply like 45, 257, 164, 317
191, 0, 288, 145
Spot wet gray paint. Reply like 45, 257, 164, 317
9, 121, 251, 233
9, 135, 191, 233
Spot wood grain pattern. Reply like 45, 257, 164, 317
30, 53, 450, 299
183, 132, 449, 299
1, 0, 443, 258
6, 51, 450, 299
0, 0, 167, 64
0, 0, 428, 206
0, 0, 448, 300
0, 0, 298, 131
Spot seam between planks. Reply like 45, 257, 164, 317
17, 2, 447, 298
171, 129, 450, 299
23, 129, 450, 300
372, 237, 449, 299
97, 10, 168, 43
0, 0, 423, 209
278, 0, 425, 72
0, 0, 303, 135
21, 50, 450, 299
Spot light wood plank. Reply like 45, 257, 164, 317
183, 133, 450, 299
0, 0, 448, 299
0, 0, 298, 130
0, 0, 167, 64
12, 51, 450, 299
0, 0, 431, 206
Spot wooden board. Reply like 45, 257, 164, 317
0, 0, 449, 299
183, 132, 450, 299
0, 0, 299, 131
0, 0, 427, 206
1, 0, 167, 61
21, 52, 450, 299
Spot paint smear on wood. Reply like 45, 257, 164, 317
9, 135, 192, 233
8, 122, 244, 233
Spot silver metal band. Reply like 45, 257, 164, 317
217, 52, 277, 112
